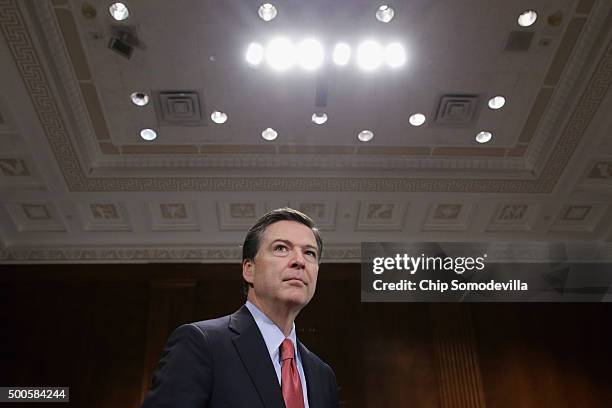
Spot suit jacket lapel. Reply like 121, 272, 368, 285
298, 341, 321, 407
230, 306, 286, 408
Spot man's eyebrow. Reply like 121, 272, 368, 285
271, 239, 318, 252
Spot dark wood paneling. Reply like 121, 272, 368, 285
2, 264, 612, 407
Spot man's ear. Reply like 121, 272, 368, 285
242, 259, 254, 285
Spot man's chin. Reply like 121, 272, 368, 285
279, 291, 312, 308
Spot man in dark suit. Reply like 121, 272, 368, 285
141, 208, 339, 408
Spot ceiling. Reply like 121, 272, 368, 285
1, 0, 612, 263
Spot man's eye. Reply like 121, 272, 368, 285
274, 245, 288, 252
305, 250, 317, 258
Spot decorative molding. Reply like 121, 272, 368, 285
31, 1, 99, 167
0, 244, 362, 262
5, 201, 66, 232
356, 201, 407, 231
0, 158, 30, 176
93, 152, 530, 174
423, 203, 473, 232
486, 203, 540, 232
528, 2, 612, 172
3, 242, 611, 263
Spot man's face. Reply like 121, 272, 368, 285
243, 220, 319, 311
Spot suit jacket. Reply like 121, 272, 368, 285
141, 305, 339, 408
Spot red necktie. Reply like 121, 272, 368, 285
280, 338, 305, 408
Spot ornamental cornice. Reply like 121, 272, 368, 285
0, 245, 361, 263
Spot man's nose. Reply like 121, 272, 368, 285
290, 250, 306, 269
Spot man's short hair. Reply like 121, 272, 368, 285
242, 207, 323, 294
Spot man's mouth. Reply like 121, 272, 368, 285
284, 278, 306, 286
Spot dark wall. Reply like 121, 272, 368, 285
1, 264, 611, 407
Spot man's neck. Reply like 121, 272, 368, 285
247, 296, 299, 337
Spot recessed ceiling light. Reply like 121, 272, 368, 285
297, 39, 324, 71
261, 127, 278, 141
211, 111, 228, 124
517, 10, 537, 27
488, 96, 506, 110
385, 42, 406, 68
376, 5, 395, 23
475, 131, 492, 144
358, 130, 374, 142
109, 3, 129, 21
332, 43, 351, 66
140, 128, 157, 141
312, 112, 328, 125
130, 92, 149, 106
258, 3, 277, 22
266, 38, 295, 71
357, 40, 383, 71
246, 43, 264, 66
409, 113, 426, 126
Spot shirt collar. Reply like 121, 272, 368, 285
245, 301, 298, 361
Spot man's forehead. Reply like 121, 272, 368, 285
262, 220, 317, 245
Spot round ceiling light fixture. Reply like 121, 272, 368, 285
258, 3, 277, 22
517, 10, 537, 27
312, 112, 328, 125
488, 96, 506, 110
211, 111, 228, 124
246, 43, 264, 66
385, 42, 406, 68
332, 43, 351, 66
409, 113, 426, 126
376, 5, 395, 23
357, 40, 383, 71
358, 130, 374, 142
475, 131, 493, 144
261, 127, 278, 141
130, 92, 149, 106
109, 2, 129, 21
297, 38, 324, 71
140, 128, 157, 141
266, 38, 296, 71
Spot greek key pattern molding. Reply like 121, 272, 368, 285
0, 245, 361, 262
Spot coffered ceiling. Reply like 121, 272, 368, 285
1, 0, 612, 263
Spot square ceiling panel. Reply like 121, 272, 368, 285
155, 91, 206, 126
435, 94, 480, 126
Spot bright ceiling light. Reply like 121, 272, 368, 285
312, 112, 328, 125
409, 113, 426, 126
246, 43, 265, 66
266, 38, 295, 71
130, 92, 149, 106
385, 42, 406, 68
376, 5, 395, 23
109, 3, 129, 21
357, 40, 383, 71
211, 111, 228, 124
488, 96, 506, 109
358, 130, 374, 142
517, 10, 537, 27
297, 39, 324, 71
258, 3, 277, 22
475, 131, 492, 144
261, 127, 278, 141
140, 128, 157, 141
332, 43, 351, 66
